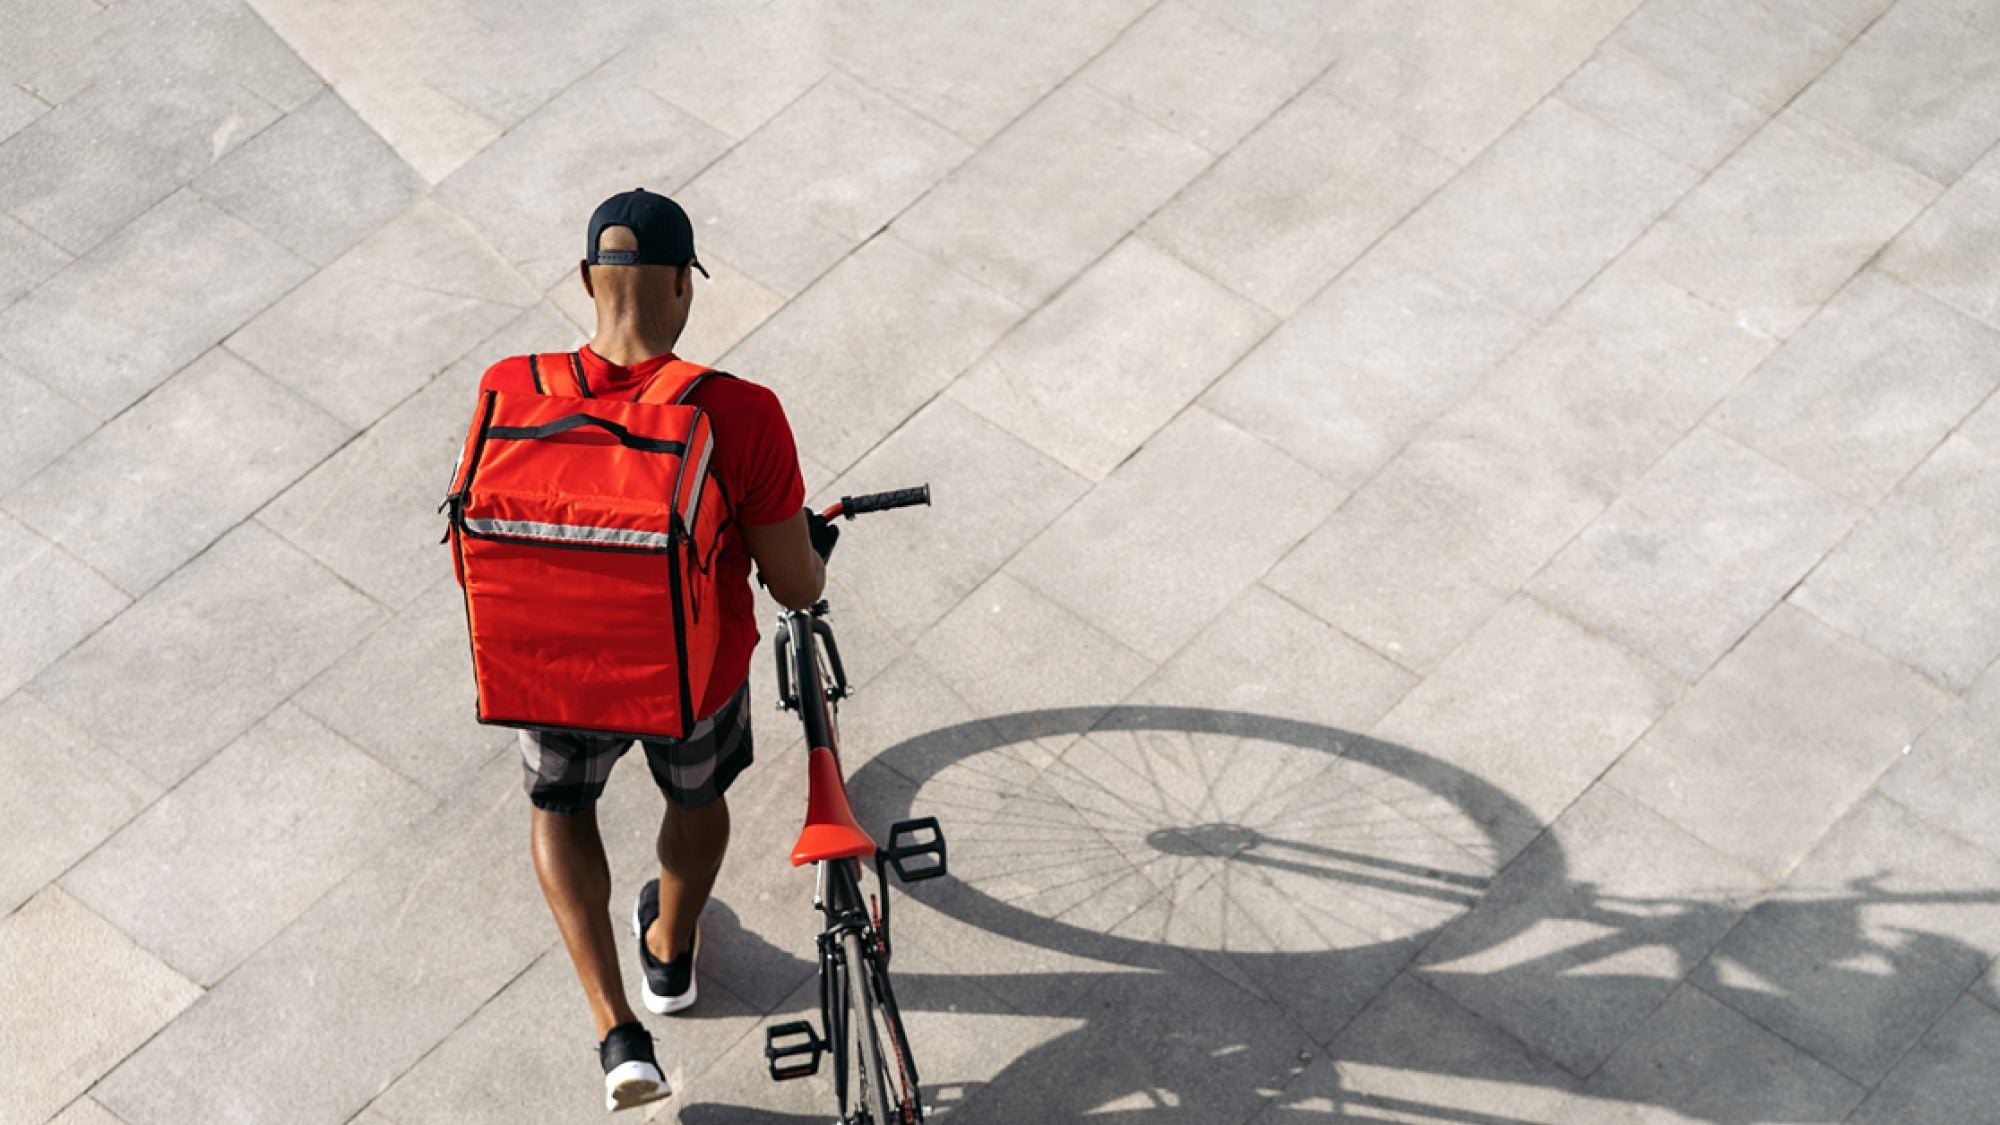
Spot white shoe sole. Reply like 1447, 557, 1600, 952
604, 1059, 670, 1112
632, 900, 699, 1015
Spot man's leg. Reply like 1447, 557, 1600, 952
531, 805, 643, 1038
648, 795, 729, 961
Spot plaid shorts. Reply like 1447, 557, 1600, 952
518, 682, 754, 814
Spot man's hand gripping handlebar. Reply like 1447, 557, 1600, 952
804, 484, 931, 563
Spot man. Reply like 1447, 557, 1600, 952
474, 188, 835, 1110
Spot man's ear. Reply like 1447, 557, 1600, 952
579, 260, 594, 298
676, 264, 691, 300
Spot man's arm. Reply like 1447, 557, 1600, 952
743, 509, 826, 610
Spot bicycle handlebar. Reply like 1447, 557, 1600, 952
826, 484, 931, 521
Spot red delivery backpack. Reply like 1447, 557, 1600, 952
440, 352, 732, 740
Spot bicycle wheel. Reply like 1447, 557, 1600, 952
864, 945, 922, 1121
841, 929, 893, 1123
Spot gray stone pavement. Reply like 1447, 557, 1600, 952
4, 0, 1999, 1121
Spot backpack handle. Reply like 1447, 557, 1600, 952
489, 412, 688, 455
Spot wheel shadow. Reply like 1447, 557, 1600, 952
673, 705, 2000, 1123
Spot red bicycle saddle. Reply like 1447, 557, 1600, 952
791, 746, 878, 866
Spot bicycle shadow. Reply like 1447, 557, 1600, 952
674, 706, 2000, 1123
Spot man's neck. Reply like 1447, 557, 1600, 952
587, 308, 681, 367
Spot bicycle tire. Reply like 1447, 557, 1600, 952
865, 945, 922, 1122
842, 930, 893, 1123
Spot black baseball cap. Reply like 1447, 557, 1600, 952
585, 187, 709, 276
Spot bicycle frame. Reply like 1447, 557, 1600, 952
762, 490, 945, 1124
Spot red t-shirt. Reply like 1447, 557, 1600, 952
477, 344, 806, 719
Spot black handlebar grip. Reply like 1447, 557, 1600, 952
840, 484, 931, 518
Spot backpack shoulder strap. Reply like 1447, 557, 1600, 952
526, 352, 592, 397
634, 360, 733, 405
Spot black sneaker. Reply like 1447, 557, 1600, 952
599, 1020, 669, 1112
632, 878, 699, 1014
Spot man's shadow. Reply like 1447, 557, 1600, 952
675, 706, 1999, 1124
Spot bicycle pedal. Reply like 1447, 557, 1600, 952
764, 1020, 825, 1081
884, 817, 948, 883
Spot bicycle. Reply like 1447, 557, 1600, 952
761, 484, 948, 1125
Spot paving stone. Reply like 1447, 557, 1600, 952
1432, 274, 1768, 508
1321, 0, 1644, 164
228, 201, 535, 429
373, 944, 761, 1124
1766, 0, 1899, 39
102, 0, 323, 113
1556, 42, 1766, 169
1201, 246, 1532, 490
893, 83, 1213, 307
1695, 793, 2000, 1085
5, 347, 350, 595
1385, 100, 1698, 321
914, 573, 1155, 734
1798, 0, 2000, 182
675, 72, 969, 297
828, 0, 1153, 145
1372, 599, 1681, 860
1958, 387, 2000, 452
439, 70, 730, 289
1128, 585, 1417, 732
245, 0, 651, 182
548, 252, 784, 368
1614, 0, 1847, 114
293, 576, 512, 801
1078, 0, 1322, 157
0, 82, 46, 146
1880, 142, 2000, 330
0, 513, 129, 700
1976, 963, 2000, 1017
949, 238, 1272, 480
47, 1096, 128, 1125
1605, 604, 1945, 880
1794, 435, 2000, 690
0, 61, 281, 256
27, 520, 385, 786
94, 752, 551, 1125
62, 704, 431, 985
0, 0, 109, 105
1146, 85, 1458, 316
1530, 427, 1857, 681
0, 190, 314, 419
911, 909, 1314, 1122
1631, 112, 1940, 338
0, 888, 201, 1125
1176, 0, 1353, 72
263, 300, 576, 609
1273, 974, 1578, 1122
1262, 400, 1606, 672
1415, 784, 1765, 1074
721, 233, 1023, 472
0, 693, 158, 918
1553, 985, 1864, 1122
1010, 408, 1341, 661
816, 398, 1086, 641
1849, 994, 2000, 1125
0, 361, 96, 499
1880, 656, 2000, 859
194, 88, 423, 266
0, 209, 68, 308
1713, 273, 2000, 509
613, 0, 831, 141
